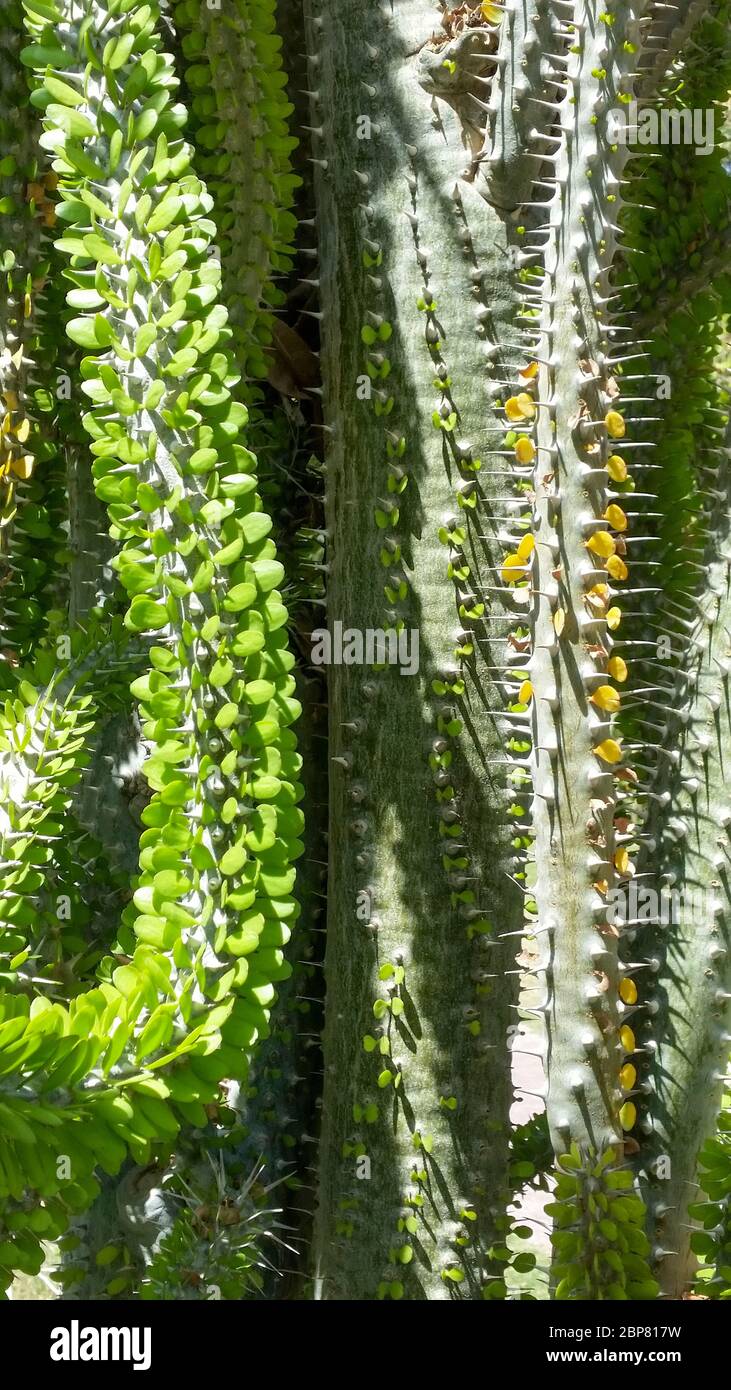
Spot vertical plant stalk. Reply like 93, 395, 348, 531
307, 0, 532, 1299
172, 0, 300, 384
529, 5, 640, 1161
490, 0, 664, 1297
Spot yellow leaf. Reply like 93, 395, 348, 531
614, 846, 630, 874
501, 552, 524, 584
593, 737, 623, 764
516, 533, 535, 562
1, 392, 18, 411
586, 530, 616, 559
553, 607, 565, 636
619, 1101, 637, 1131
505, 392, 536, 422
606, 453, 627, 482
514, 436, 536, 464
604, 503, 628, 532
606, 554, 628, 581
605, 410, 626, 439
619, 976, 637, 1005
606, 607, 622, 630
619, 1063, 636, 1091
619, 1024, 635, 1052
481, 1, 503, 22
518, 679, 533, 704
10, 454, 34, 480
607, 656, 627, 683
591, 685, 620, 714
14, 417, 30, 444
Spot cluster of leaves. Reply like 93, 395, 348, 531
548, 1147, 659, 1301
692, 1091, 731, 1298
0, 0, 309, 1296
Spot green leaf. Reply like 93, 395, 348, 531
220, 844, 247, 877
223, 583, 256, 612
46, 103, 96, 139
0, 1103, 36, 1144
143, 380, 166, 411
66, 317, 100, 349
77, 187, 113, 220
83, 233, 122, 266
188, 448, 217, 474
214, 703, 239, 730
210, 658, 234, 686
105, 1275, 133, 1296
44, 75, 84, 107
23, 0, 61, 21
220, 473, 256, 498
94, 314, 114, 346
150, 646, 179, 673
153, 870, 191, 901
125, 598, 169, 633
251, 559, 284, 592
22, 43, 69, 68
136, 1005, 176, 1059
95, 1245, 120, 1268
134, 106, 160, 141
104, 31, 136, 71
146, 197, 183, 234
135, 324, 157, 356
241, 512, 273, 545
164, 347, 198, 378
108, 127, 124, 174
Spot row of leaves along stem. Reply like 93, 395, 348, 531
0, 0, 309, 1294
53, 0, 317, 1299
486, 0, 679, 1298
12, 0, 318, 1295
166, 0, 327, 1298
